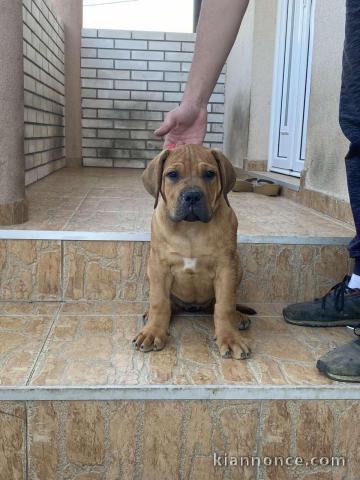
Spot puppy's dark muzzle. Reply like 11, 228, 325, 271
182, 188, 204, 206
172, 187, 210, 223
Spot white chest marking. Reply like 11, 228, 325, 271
182, 257, 197, 271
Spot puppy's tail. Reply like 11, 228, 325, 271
236, 304, 257, 315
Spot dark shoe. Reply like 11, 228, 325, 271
283, 276, 360, 327
317, 339, 360, 382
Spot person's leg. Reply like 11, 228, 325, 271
345, 155, 360, 286
315, 0, 360, 383
283, 0, 360, 382
340, 0, 360, 284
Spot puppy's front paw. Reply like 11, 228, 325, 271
215, 330, 251, 360
132, 325, 168, 352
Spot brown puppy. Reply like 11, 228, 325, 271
133, 144, 252, 360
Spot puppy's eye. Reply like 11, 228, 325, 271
203, 170, 216, 180
167, 171, 179, 180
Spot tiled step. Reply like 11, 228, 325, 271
2, 399, 360, 480
0, 300, 359, 480
0, 237, 353, 303
0, 301, 356, 390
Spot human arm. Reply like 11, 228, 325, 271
155, 0, 250, 146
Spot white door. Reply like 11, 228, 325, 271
269, 0, 315, 176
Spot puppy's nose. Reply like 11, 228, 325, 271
183, 189, 204, 205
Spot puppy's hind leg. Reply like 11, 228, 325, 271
236, 304, 257, 315
236, 310, 251, 331
236, 305, 256, 330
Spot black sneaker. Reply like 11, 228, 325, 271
283, 276, 360, 327
317, 338, 360, 382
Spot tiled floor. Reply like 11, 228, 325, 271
3, 167, 355, 237
0, 302, 60, 385
0, 301, 354, 387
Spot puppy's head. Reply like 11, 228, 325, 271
142, 144, 235, 223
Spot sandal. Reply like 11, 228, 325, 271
232, 178, 281, 196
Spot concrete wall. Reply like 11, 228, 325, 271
51, 0, 83, 168
304, 0, 348, 201
246, 0, 277, 165
81, 29, 225, 168
223, 0, 277, 169
223, 1, 255, 168
23, 0, 66, 186
0, 0, 27, 225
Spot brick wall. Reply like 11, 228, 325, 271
23, 0, 65, 185
81, 29, 226, 168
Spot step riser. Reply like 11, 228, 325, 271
1, 399, 357, 480
0, 240, 351, 303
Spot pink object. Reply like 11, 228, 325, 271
167, 143, 177, 150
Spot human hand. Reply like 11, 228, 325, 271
154, 102, 208, 148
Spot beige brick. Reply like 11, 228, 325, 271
98, 48, 130, 59
148, 40, 181, 51
149, 61, 181, 71
165, 32, 196, 41
98, 29, 131, 39
115, 59, 147, 70
132, 31, 165, 40
131, 70, 163, 81
82, 28, 98, 38
97, 70, 130, 80
98, 89, 130, 100
81, 58, 113, 69
115, 39, 147, 49
82, 37, 113, 48
131, 50, 164, 61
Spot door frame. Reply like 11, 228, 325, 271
268, 0, 316, 177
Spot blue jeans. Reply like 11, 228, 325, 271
340, 0, 360, 259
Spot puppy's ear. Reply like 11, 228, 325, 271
211, 149, 236, 207
142, 149, 170, 208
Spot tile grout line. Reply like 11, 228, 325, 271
255, 400, 265, 480
60, 239, 64, 302
25, 302, 63, 386
25, 401, 29, 480
61, 187, 92, 231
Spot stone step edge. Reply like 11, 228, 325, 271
1, 384, 360, 401
0, 230, 352, 246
